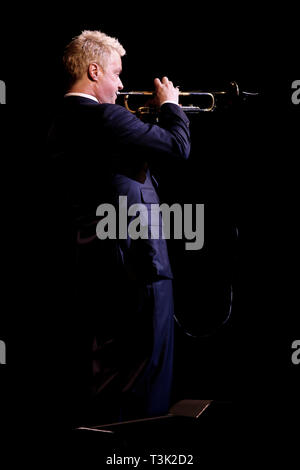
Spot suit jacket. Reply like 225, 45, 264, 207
47, 96, 191, 282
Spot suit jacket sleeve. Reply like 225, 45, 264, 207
101, 102, 191, 161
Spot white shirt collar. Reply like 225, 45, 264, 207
64, 92, 99, 103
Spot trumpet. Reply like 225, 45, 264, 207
118, 81, 259, 116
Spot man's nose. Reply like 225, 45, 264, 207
118, 78, 124, 90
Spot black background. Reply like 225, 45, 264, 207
0, 3, 299, 466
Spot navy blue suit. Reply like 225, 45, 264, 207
47, 96, 190, 423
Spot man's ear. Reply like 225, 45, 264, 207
88, 62, 102, 81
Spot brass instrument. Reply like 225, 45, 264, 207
118, 81, 259, 116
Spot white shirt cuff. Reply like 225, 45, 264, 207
160, 100, 180, 107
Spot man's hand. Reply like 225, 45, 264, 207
154, 76, 179, 106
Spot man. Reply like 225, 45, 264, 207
47, 30, 190, 425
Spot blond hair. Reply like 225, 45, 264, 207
63, 30, 126, 82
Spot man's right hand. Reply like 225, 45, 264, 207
154, 76, 179, 106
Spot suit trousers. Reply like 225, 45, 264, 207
119, 278, 174, 420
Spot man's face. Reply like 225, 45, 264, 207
96, 52, 123, 104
